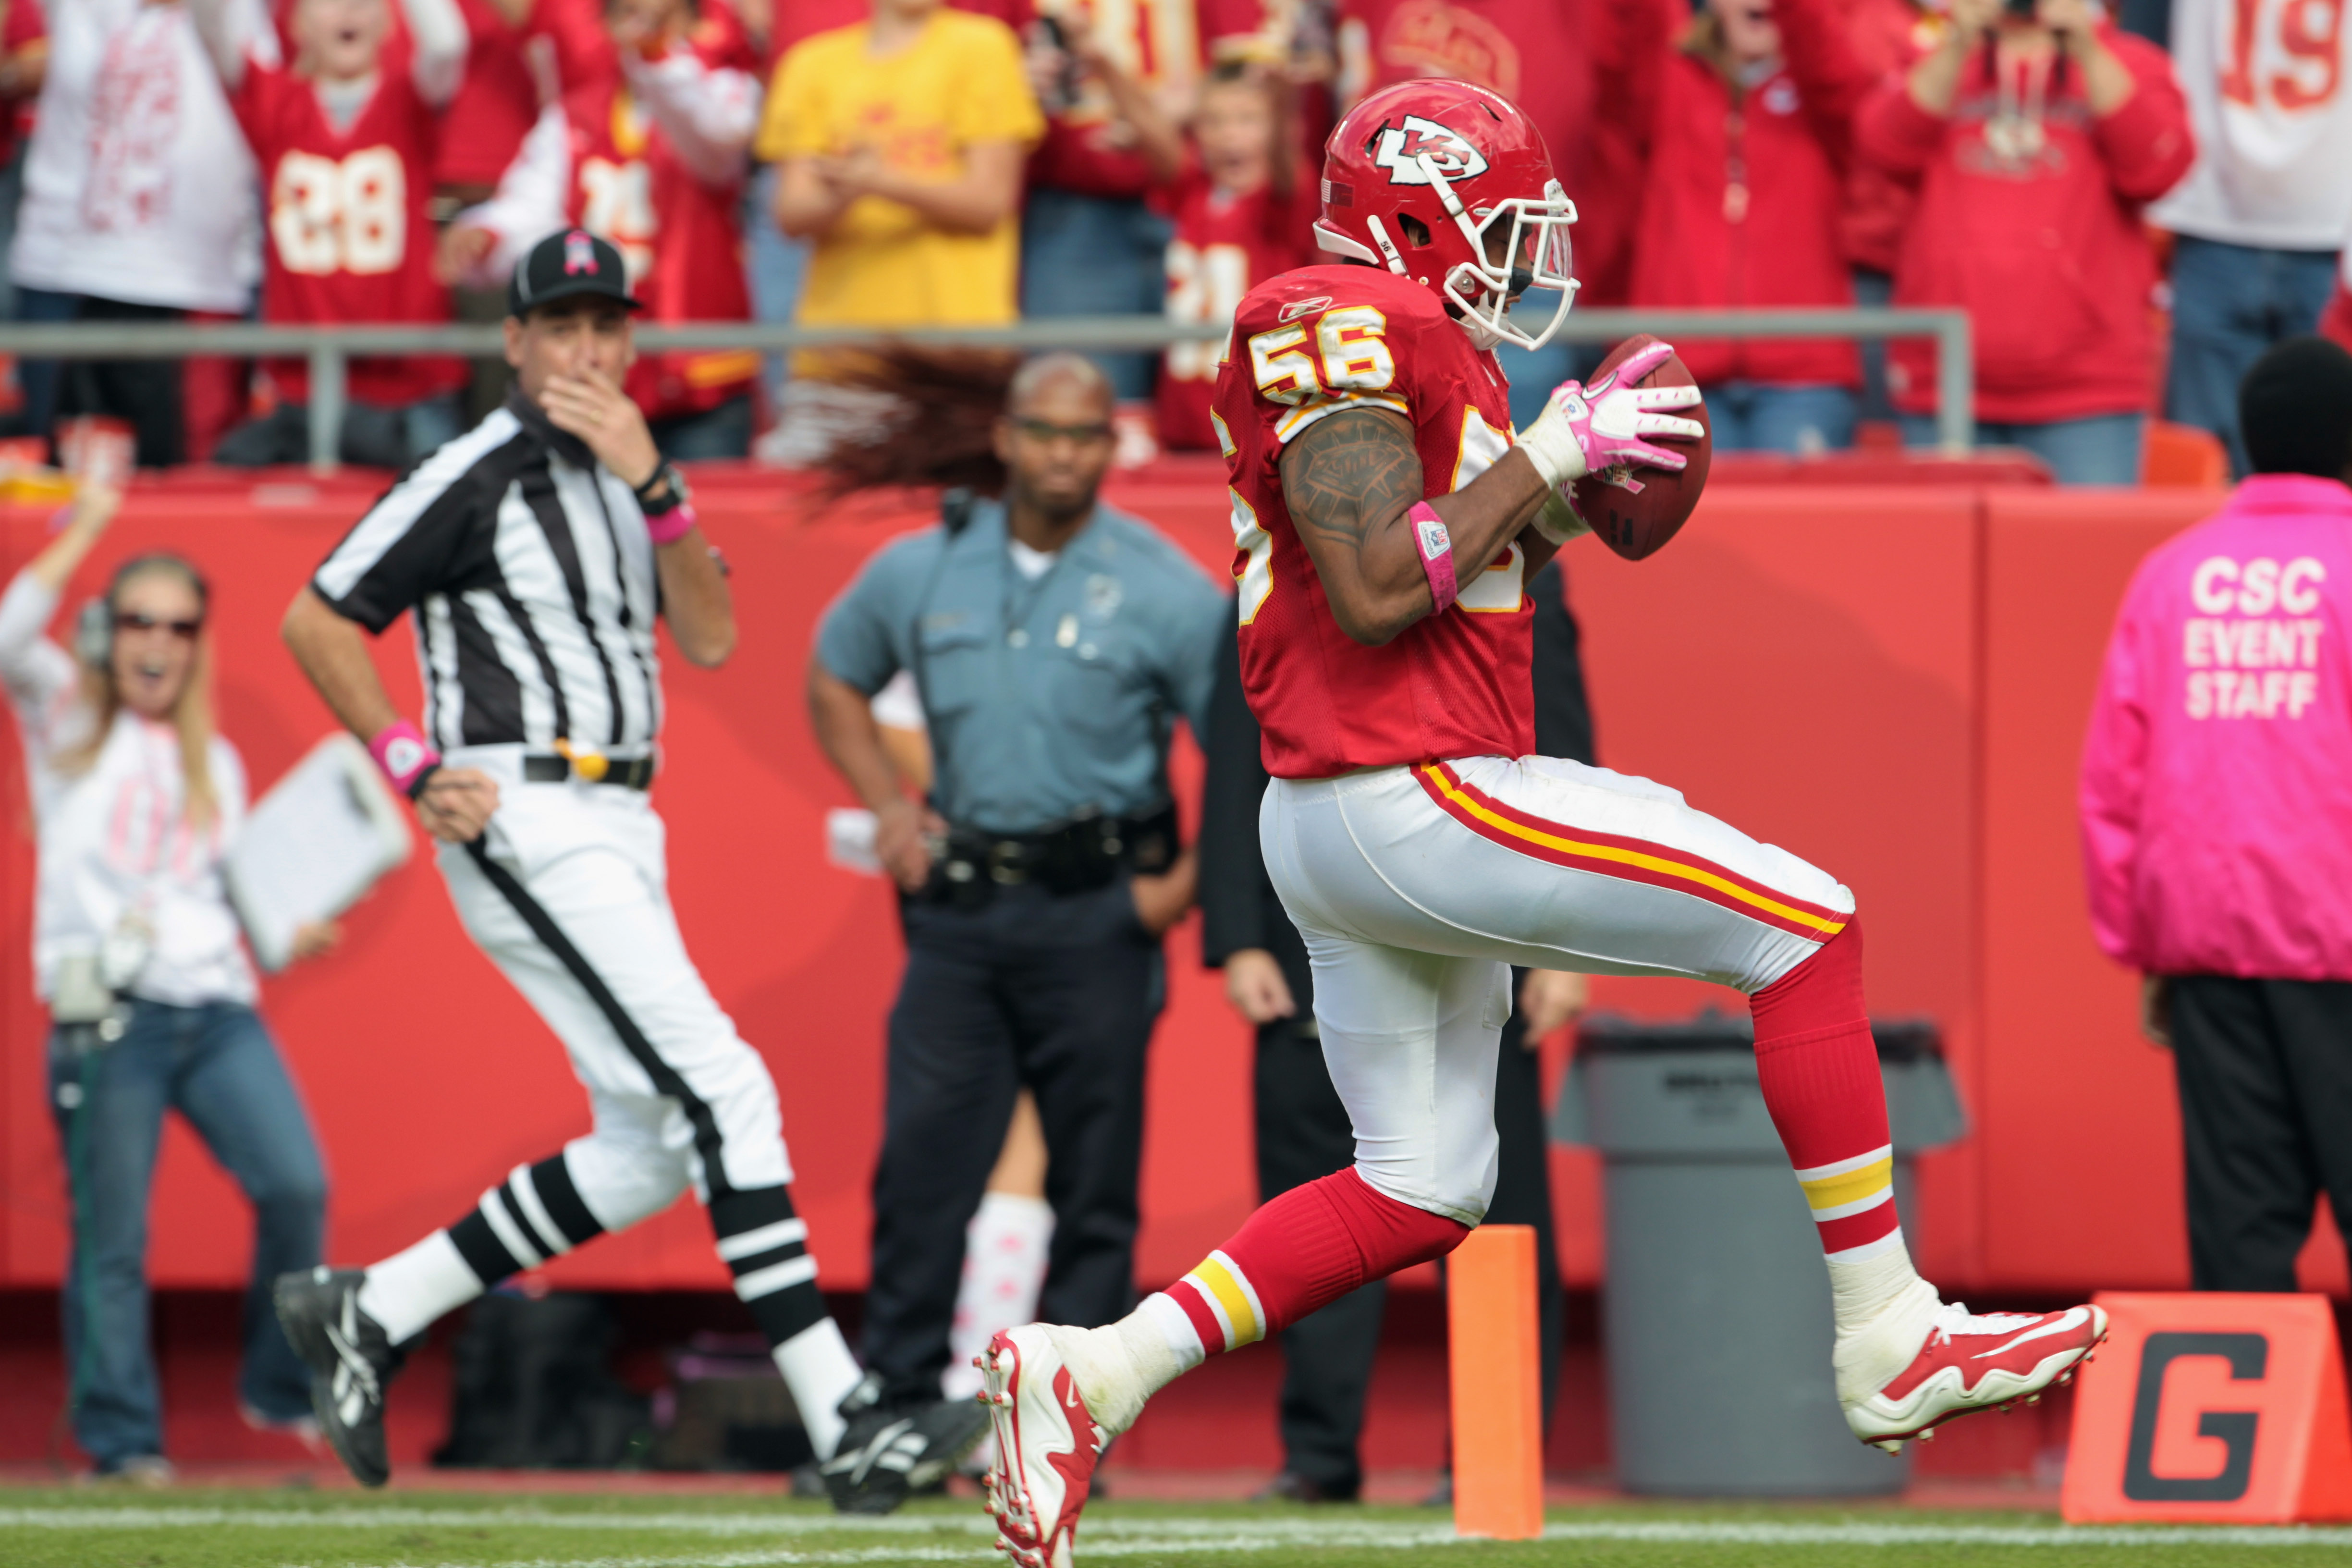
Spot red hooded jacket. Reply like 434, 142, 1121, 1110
1599, 0, 1875, 389
1855, 26, 2193, 425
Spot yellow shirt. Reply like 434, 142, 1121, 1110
759, 12, 1043, 332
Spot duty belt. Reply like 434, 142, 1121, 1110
924, 804, 1178, 906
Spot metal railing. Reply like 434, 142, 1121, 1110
0, 306, 1974, 472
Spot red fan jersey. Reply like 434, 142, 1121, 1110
232, 62, 466, 408
557, 17, 761, 420
1214, 264, 1534, 779
1157, 166, 1317, 451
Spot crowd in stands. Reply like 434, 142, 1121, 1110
0, 0, 2341, 482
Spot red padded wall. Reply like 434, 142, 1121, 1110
2, 466, 2342, 1304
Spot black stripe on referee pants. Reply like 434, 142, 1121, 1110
464, 838, 739, 1199
710, 1185, 829, 1346
443, 1155, 607, 1287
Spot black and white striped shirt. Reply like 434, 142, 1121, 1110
313, 392, 662, 753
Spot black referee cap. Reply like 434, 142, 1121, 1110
508, 228, 642, 318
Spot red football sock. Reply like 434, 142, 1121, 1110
1153, 1169, 1467, 1357
1750, 918, 1902, 1259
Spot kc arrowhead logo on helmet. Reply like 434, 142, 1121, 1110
1312, 80, 1582, 353
1372, 117, 1491, 185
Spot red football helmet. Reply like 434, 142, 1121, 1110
1315, 80, 1579, 352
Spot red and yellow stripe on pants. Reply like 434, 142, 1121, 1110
1412, 761, 1850, 945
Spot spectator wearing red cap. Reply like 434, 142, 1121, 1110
1855, 0, 2194, 482
1597, 0, 1877, 454
444, 0, 766, 458
192, 0, 474, 470
1155, 61, 1315, 452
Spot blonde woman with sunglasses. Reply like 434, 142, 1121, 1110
0, 488, 338, 1483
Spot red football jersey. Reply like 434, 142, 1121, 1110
559, 14, 761, 420
1215, 264, 1535, 779
232, 61, 466, 408
1157, 167, 1317, 451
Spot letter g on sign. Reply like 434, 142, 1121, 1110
2123, 1333, 2267, 1503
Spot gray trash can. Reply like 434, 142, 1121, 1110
1552, 1011, 1965, 1496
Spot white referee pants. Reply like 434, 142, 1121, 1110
1261, 756, 1854, 1226
439, 782, 792, 1227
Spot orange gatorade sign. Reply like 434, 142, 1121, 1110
2063, 1293, 2352, 1523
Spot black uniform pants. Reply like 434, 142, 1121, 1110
1254, 965, 1563, 1495
865, 878, 1163, 1404
2168, 975, 2352, 1292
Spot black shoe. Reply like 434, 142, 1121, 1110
1252, 1470, 1360, 1504
273, 1267, 404, 1488
820, 1374, 992, 1515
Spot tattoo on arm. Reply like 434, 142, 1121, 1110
1280, 408, 1423, 551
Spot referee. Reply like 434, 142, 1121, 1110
272, 230, 982, 1508
808, 354, 1227, 1426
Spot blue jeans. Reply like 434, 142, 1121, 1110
1900, 411, 2145, 484
49, 1000, 326, 1468
1850, 268, 1896, 424
1019, 188, 1172, 401
1704, 381, 1858, 454
744, 164, 811, 411
2166, 235, 2341, 477
651, 392, 754, 461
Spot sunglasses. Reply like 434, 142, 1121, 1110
114, 612, 204, 640
1012, 418, 1115, 445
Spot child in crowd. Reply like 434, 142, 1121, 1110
192, 0, 473, 471
1156, 61, 1315, 452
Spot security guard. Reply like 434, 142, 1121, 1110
808, 353, 1226, 1421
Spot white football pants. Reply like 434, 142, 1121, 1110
1260, 755, 1854, 1226
438, 769, 792, 1230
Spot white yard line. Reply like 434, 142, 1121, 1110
7, 1507, 2352, 1561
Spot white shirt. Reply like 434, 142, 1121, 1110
9, 0, 273, 311
0, 572, 256, 1007
2149, 0, 2352, 250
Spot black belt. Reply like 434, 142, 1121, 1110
924, 805, 1178, 906
521, 753, 656, 789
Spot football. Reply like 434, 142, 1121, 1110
1565, 334, 1712, 562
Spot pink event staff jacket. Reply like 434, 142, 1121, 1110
2081, 474, 2352, 980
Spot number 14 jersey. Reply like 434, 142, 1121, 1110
1213, 264, 1536, 780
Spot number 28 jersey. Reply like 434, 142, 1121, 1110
231, 62, 466, 409
1213, 265, 1536, 779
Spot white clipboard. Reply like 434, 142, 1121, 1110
225, 733, 414, 972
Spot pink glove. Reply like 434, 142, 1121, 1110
1515, 341, 1706, 487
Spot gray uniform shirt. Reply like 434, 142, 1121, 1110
816, 499, 1226, 836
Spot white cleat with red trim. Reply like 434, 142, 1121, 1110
980, 1326, 1101, 1568
1843, 1301, 2108, 1454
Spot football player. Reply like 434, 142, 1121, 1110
980, 80, 2107, 1568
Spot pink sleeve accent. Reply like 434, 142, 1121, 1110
368, 719, 443, 798
1408, 502, 1458, 615
2079, 577, 2152, 968
646, 502, 698, 547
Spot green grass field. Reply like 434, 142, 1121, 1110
3, 1492, 2350, 1568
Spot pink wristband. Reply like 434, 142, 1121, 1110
1408, 502, 1458, 614
646, 501, 698, 547
368, 719, 442, 798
